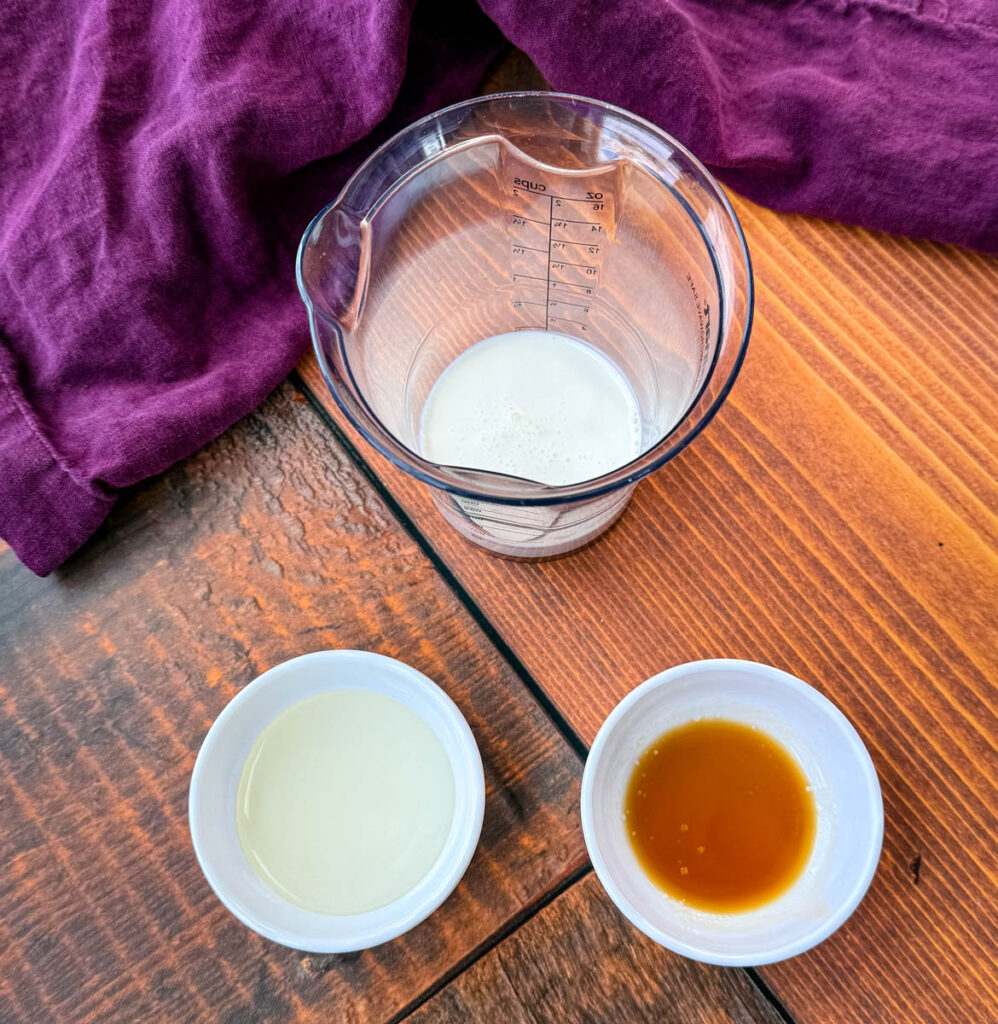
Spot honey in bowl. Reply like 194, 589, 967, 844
625, 719, 816, 913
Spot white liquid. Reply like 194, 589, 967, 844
236, 690, 455, 915
420, 330, 642, 486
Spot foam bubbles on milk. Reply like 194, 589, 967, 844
420, 330, 642, 486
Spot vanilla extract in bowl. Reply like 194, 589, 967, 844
624, 719, 816, 913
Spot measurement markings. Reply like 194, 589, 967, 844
550, 259, 598, 271
550, 280, 594, 292
545, 195, 554, 329
515, 191, 607, 204
511, 185, 607, 329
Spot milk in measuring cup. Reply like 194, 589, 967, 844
420, 330, 642, 486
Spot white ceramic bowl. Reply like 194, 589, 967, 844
189, 650, 485, 952
581, 659, 883, 966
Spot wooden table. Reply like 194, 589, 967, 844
2, 53, 996, 1024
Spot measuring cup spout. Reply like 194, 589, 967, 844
297, 205, 364, 327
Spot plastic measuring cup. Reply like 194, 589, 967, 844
298, 92, 752, 558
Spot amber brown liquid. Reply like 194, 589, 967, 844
625, 719, 816, 913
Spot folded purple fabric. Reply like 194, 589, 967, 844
2, 0, 996, 575
487, 0, 998, 250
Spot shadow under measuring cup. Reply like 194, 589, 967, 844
298, 92, 753, 557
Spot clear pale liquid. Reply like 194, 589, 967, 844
237, 690, 455, 915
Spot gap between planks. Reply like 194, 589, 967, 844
290, 370, 801, 1024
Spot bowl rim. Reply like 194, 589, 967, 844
188, 649, 485, 952
580, 658, 884, 966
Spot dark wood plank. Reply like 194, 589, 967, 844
297, 100, 998, 1023
0, 382, 589, 1024
478, 43, 549, 95
405, 873, 784, 1024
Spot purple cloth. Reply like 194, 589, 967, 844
2, 0, 996, 575
487, 0, 998, 249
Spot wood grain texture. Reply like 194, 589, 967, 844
298, 99, 998, 1023
406, 873, 784, 1024
0, 382, 590, 1024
